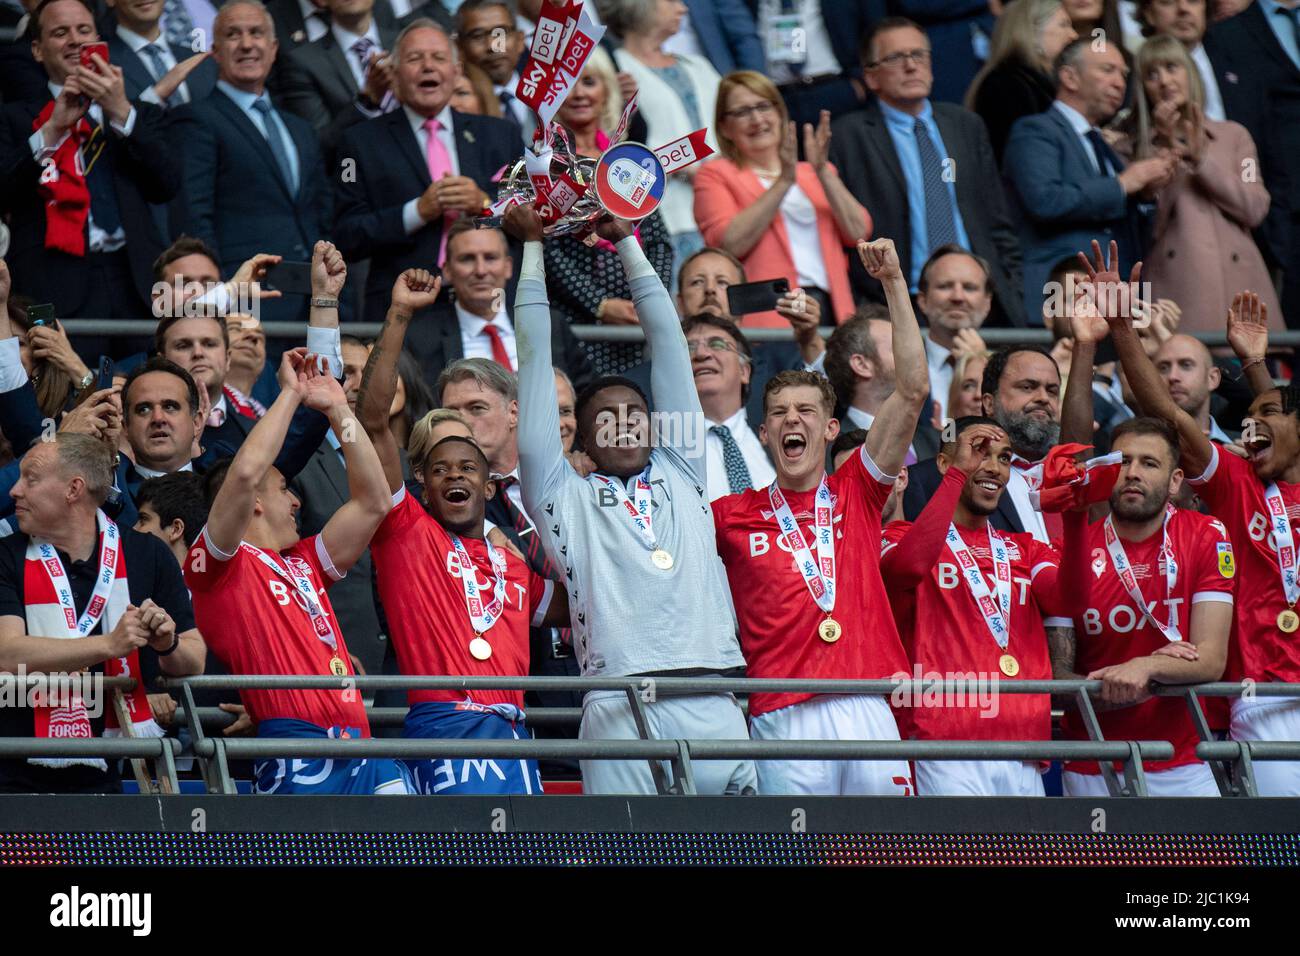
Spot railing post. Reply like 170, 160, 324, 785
622, 682, 672, 795
1122, 742, 1149, 797
1074, 687, 1125, 797
1234, 742, 1259, 798
669, 740, 696, 795
1181, 687, 1237, 797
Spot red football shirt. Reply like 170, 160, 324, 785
1189, 444, 1300, 683
186, 529, 368, 732
881, 522, 1063, 741
712, 447, 910, 718
370, 488, 551, 709
1061, 508, 1235, 773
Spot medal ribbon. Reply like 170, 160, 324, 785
37, 511, 120, 638
251, 547, 337, 652
1264, 482, 1300, 611
766, 480, 836, 614
588, 471, 657, 551
449, 534, 508, 634
945, 524, 1012, 650
1102, 504, 1181, 642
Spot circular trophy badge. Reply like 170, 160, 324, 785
594, 142, 666, 221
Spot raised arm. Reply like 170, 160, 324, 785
205, 350, 307, 556
313, 365, 393, 574
1087, 241, 1214, 478
1059, 280, 1110, 446
805, 113, 870, 245
357, 269, 443, 495
1225, 290, 1276, 397
502, 204, 569, 509
861, 238, 929, 477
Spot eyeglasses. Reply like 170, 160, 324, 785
871, 49, 932, 69
687, 336, 744, 358
723, 101, 777, 122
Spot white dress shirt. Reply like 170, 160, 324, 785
135, 460, 195, 480
925, 335, 954, 424
493, 465, 531, 526
29, 83, 137, 253
1189, 42, 1226, 123
758, 0, 838, 84
332, 20, 383, 91
400, 104, 461, 235
756, 174, 830, 292
296, 0, 331, 42
704, 407, 775, 501
456, 303, 518, 370
117, 25, 190, 106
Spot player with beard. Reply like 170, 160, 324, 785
1095, 238, 1300, 794
711, 238, 929, 795
508, 205, 755, 796
1054, 261, 1235, 795
881, 416, 1090, 795
358, 270, 565, 795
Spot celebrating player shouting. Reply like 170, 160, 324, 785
711, 238, 928, 796
508, 205, 754, 796
881, 417, 1091, 796
1098, 239, 1300, 794
187, 349, 414, 795
358, 269, 565, 795
1053, 283, 1235, 796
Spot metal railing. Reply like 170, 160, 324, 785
4, 674, 1296, 797
53, 319, 1300, 348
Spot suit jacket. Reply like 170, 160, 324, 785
969, 55, 1055, 167
290, 442, 385, 674
1204, 4, 1300, 278
0, 96, 180, 316
406, 300, 595, 392
176, 88, 331, 319
684, 0, 766, 73
694, 157, 865, 326
0, 30, 51, 104
894, 0, 995, 105
277, 21, 400, 158
828, 99, 1026, 327
902, 455, 1023, 534
1003, 105, 1145, 321
107, 27, 218, 106
333, 107, 518, 321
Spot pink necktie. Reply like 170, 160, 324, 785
423, 116, 455, 267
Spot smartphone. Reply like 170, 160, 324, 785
262, 261, 314, 296
726, 278, 790, 316
27, 303, 56, 327
79, 42, 110, 69
97, 356, 115, 391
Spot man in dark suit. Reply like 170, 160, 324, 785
105, 0, 217, 107
455, 0, 532, 143
333, 18, 517, 322
0, 0, 52, 103
277, 0, 399, 157
893, 1, 995, 105
1204, 1, 1300, 326
903, 345, 1063, 542
176, 0, 331, 324
668, 0, 765, 75
829, 16, 1026, 327
0, 0, 180, 323
405, 220, 593, 389
746, 0, 885, 128
1002, 37, 1176, 321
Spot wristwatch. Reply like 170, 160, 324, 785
155, 632, 180, 657
311, 297, 339, 309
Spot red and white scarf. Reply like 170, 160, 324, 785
24, 510, 162, 769
31, 100, 94, 257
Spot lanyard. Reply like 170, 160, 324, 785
945, 524, 1012, 649
449, 534, 508, 634
1102, 505, 1181, 641
251, 546, 337, 651
589, 471, 657, 551
1264, 483, 1300, 610
767, 479, 836, 614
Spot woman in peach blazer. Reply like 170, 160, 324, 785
693, 71, 870, 329
1114, 35, 1280, 335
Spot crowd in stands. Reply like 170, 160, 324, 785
0, 0, 1299, 798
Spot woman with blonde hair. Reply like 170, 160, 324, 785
693, 71, 869, 328
1113, 34, 1279, 335
966, 0, 1077, 163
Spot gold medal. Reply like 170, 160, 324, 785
818, 617, 842, 643
1279, 609, 1300, 633
651, 548, 674, 571
999, 653, 1020, 677
469, 636, 493, 661
329, 656, 348, 677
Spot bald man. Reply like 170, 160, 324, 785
1153, 335, 1232, 444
